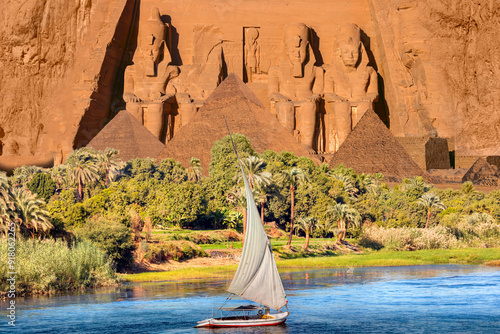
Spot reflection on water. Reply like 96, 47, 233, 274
1, 265, 499, 333
196, 325, 289, 334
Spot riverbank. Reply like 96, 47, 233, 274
121, 247, 500, 282
0, 238, 118, 297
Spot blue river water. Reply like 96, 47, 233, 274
1, 265, 499, 333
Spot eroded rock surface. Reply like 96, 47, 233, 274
370, 0, 500, 155
1, 0, 499, 168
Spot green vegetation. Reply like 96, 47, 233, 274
144, 241, 207, 262
77, 215, 135, 271
121, 248, 500, 282
123, 264, 237, 282
27, 172, 56, 202
0, 238, 116, 295
359, 222, 500, 251
153, 229, 240, 244
278, 248, 500, 268
1, 134, 500, 294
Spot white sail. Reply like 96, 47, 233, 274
227, 162, 287, 311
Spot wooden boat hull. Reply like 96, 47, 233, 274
195, 311, 289, 328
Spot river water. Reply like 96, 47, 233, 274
1, 265, 499, 333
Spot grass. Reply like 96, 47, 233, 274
149, 229, 240, 245
122, 265, 237, 282
121, 247, 500, 283
277, 248, 500, 268
199, 242, 243, 250
198, 238, 334, 250
0, 238, 117, 296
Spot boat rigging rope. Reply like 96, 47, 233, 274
212, 294, 233, 318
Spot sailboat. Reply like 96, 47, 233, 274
195, 123, 289, 328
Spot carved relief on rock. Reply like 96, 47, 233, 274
123, 7, 179, 140
323, 23, 379, 152
268, 23, 323, 153
244, 27, 261, 83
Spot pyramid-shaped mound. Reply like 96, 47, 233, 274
329, 110, 426, 181
462, 157, 500, 186
157, 73, 315, 172
87, 110, 165, 162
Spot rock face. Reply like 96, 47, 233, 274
157, 74, 316, 173
370, 0, 500, 156
86, 110, 165, 162
329, 110, 426, 181
0, 0, 135, 162
1, 0, 499, 169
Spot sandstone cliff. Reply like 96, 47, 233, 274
370, 0, 500, 155
1, 0, 499, 168
0, 0, 134, 162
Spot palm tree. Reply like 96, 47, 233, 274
418, 193, 446, 229
10, 188, 52, 238
227, 187, 247, 239
294, 217, 317, 250
208, 208, 230, 229
12, 165, 41, 186
238, 156, 271, 190
228, 210, 243, 227
50, 164, 69, 191
280, 167, 309, 247
253, 182, 272, 225
67, 149, 99, 201
187, 157, 203, 182
222, 210, 239, 230
0, 172, 10, 204
355, 172, 384, 195
402, 176, 430, 192
97, 148, 124, 187
0, 173, 15, 236
222, 210, 240, 247
461, 181, 477, 195
329, 172, 358, 198
313, 220, 337, 238
326, 202, 361, 243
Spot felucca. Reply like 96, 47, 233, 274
195, 121, 289, 328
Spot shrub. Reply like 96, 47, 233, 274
77, 215, 135, 271
158, 230, 241, 244
144, 241, 207, 263
359, 222, 500, 251
359, 226, 457, 251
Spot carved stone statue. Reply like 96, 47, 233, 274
244, 27, 260, 82
123, 7, 179, 140
167, 25, 224, 141
323, 23, 378, 152
268, 23, 323, 153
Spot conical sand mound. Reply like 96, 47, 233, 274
87, 110, 165, 162
329, 110, 426, 181
157, 73, 315, 172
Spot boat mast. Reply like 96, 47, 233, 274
223, 117, 288, 311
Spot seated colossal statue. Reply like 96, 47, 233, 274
167, 24, 224, 140
268, 22, 323, 154
123, 7, 179, 140
323, 23, 379, 152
